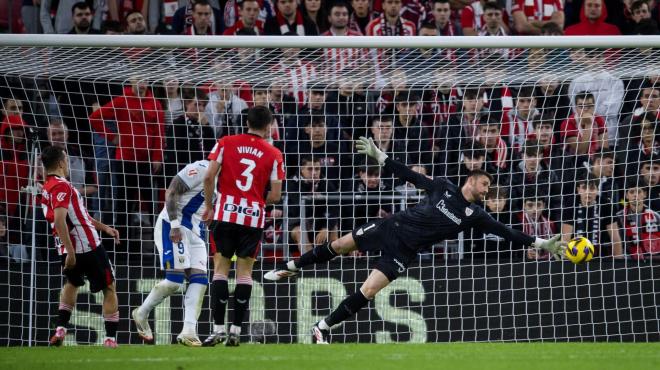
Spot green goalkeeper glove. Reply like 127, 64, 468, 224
534, 234, 564, 260
356, 136, 388, 165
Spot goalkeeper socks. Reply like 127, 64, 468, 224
139, 276, 182, 317
183, 274, 207, 334
295, 242, 338, 269
104, 311, 119, 338
232, 276, 253, 329
56, 303, 73, 327
211, 274, 228, 329
324, 289, 370, 327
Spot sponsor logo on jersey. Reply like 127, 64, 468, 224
393, 258, 406, 273
436, 199, 462, 225
224, 203, 261, 217
465, 207, 473, 216
56, 192, 66, 202
187, 168, 198, 177
444, 191, 451, 198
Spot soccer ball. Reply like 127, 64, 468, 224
565, 237, 595, 264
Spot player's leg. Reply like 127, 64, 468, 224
133, 217, 183, 342
50, 281, 79, 346
204, 251, 232, 346
101, 282, 119, 348
87, 247, 120, 348
225, 257, 255, 347
313, 269, 391, 344
178, 233, 209, 347
263, 232, 357, 281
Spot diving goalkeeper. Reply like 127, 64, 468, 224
265, 137, 564, 344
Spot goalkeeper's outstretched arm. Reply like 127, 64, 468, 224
479, 213, 563, 259
355, 137, 434, 191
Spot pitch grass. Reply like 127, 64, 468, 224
2, 343, 659, 370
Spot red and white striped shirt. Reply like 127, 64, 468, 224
321, 28, 366, 79
270, 60, 317, 107
511, 0, 562, 22
207, 133, 285, 229
41, 175, 100, 255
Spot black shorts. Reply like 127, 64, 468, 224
351, 218, 417, 282
60, 247, 115, 293
213, 221, 263, 259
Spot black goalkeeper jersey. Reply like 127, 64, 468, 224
383, 158, 536, 252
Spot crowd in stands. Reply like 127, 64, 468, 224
0, 0, 659, 265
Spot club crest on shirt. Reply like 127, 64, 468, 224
57, 192, 66, 202
465, 207, 473, 216
187, 169, 198, 177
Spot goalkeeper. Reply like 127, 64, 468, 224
265, 137, 564, 344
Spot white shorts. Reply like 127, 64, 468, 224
154, 215, 208, 271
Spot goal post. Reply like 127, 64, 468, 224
0, 35, 659, 346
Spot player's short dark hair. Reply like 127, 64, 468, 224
41, 145, 67, 171
482, 1, 502, 12
575, 91, 595, 104
246, 106, 273, 130
72, 1, 91, 14
467, 168, 493, 183
462, 141, 486, 159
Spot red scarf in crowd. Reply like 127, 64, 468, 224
621, 206, 660, 259
520, 211, 554, 259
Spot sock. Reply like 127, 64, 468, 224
56, 303, 73, 327
324, 289, 370, 328
295, 242, 338, 269
211, 274, 228, 328
182, 274, 208, 335
232, 276, 253, 329
214, 324, 226, 334
138, 275, 183, 317
104, 311, 119, 338
230, 324, 241, 335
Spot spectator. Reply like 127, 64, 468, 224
301, 0, 329, 33
534, 75, 572, 124
159, 78, 184, 127
326, 77, 369, 140
617, 177, 660, 259
102, 20, 124, 34
479, 2, 507, 37
264, 0, 319, 35
530, 114, 579, 191
568, 50, 624, 145
340, 160, 394, 232
348, 0, 375, 34
420, 67, 459, 130
438, 87, 484, 166
124, 10, 148, 34
164, 88, 215, 179
40, 0, 103, 34
286, 156, 339, 253
238, 83, 283, 146
618, 113, 660, 176
633, 17, 660, 33
476, 185, 515, 259
511, 0, 564, 35
623, 0, 654, 34
67, 2, 102, 34
366, 113, 409, 173
639, 158, 660, 209
396, 24, 446, 72
170, 0, 223, 34
393, 91, 433, 166
270, 43, 318, 107
618, 84, 660, 147
560, 91, 609, 156
323, 2, 362, 35
223, 0, 263, 34
205, 80, 249, 137
89, 77, 164, 247
504, 86, 538, 152
589, 150, 621, 206
221, 0, 274, 33
0, 115, 29, 247
476, 116, 512, 171
444, 141, 493, 186
430, 0, 461, 36
560, 176, 623, 258
22, 0, 42, 33
366, 0, 416, 35
182, 0, 223, 34
320, 3, 365, 80
516, 189, 556, 260
292, 84, 339, 141
461, 0, 509, 36
509, 140, 562, 216
564, 0, 621, 35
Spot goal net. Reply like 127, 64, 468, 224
1, 35, 659, 345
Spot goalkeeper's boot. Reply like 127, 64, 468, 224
225, 333, 240, 347
311, 323, 329, 345
103, 337, 118, 348
131, 308, 154, 342
49, 326, 67, 347
264, 264, 298, 281
177, 333, 202, 347
202, 332, 226, 347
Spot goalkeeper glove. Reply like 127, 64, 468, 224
356, 136, 388, 165
534, 234, 564, 260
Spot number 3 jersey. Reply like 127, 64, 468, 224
207, 133, 285, 229
158, 160, 211, 239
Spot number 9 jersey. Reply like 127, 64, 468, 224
207, 133, 285, 229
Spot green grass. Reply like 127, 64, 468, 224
2, 343, 659, 370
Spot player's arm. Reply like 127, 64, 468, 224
203, 160, 221, 222
53, 207, 76, 270
356, 137, 434, 191
89, 217, 120, 244
266, 180, 282, 205
479, 212, 563, 258
165, 175, 191, 243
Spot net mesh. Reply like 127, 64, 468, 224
0, 43, 659, 345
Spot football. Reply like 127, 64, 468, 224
565, 237, 595, 264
